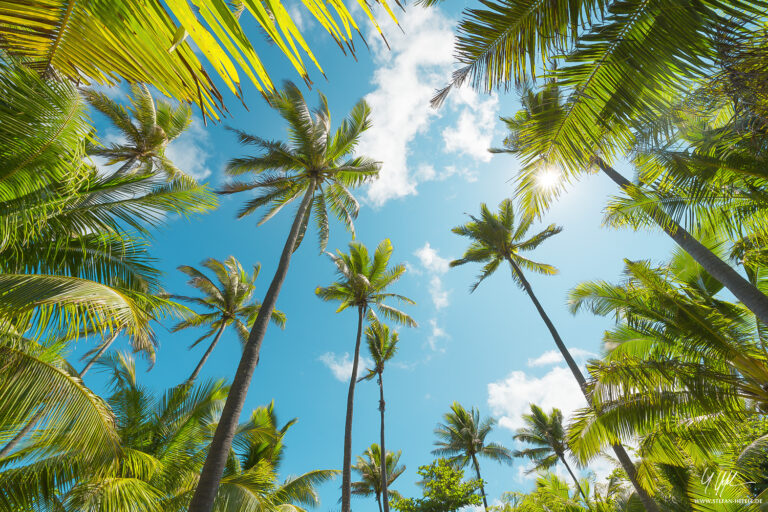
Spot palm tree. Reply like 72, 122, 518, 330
316, 239, 416, 512
0, 60, 208, 463
360, 321, 400, 512
513, 404, 587, 502
0, 0, 398, 120
189, 82, 380, 512
84, 84, 193, 177
171, 256, 286, 383
352, 444, 405, 512
450, 198, 659, 511
432, 402, 512, 512
0, 351, 337, 511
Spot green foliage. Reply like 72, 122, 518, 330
0, 0, 400, 120
450, 199, 561, 292
316, 239, 416, 327
221, 82, 380, 252
391, 459, 482, 512
352, 444, 406, 501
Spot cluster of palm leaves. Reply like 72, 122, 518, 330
409, 0, 768, 510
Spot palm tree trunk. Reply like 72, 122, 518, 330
187, 185, 315, 512
376, 493, 383, 512
0, 330, 117, 460
186, 322, 227, 383
559, 453, 588, 503
341, 305, 366, 512
80, 330, 120, 377
378, 372, 390, 512
470, 453, 488, 512
593, 157, 768, 326
504, 255, 660, 512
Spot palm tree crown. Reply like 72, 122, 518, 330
433, 402, 512, 468
220, 82, 380, 251
173, 256, 286, 347
450, 199, 561, 291
84, 84, 193, 178
352, 444, 406, 504
513, 404, 569, 473
362, 321, 400, 380
315, 239, 417, 326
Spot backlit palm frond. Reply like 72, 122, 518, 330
0, 0, 401, 120
0, 339, 119, 462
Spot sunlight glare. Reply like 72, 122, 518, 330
536, 167, 561, 190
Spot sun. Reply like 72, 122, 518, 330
536, 167, 561, 189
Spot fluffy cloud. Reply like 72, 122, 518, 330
166, 118, 213, 180
526, 348, 598, 367
414, 242, 451, 309
358, 7, 497, 205
318, 352, 373, 382
487, 366, 587, 432
442, 87, 499, 162
426, 318, 447, 352
415, 242, 450, 274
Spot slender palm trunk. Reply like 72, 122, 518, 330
559, 453, 588, 503
0, 330, 117, 460
341, 305, 367, 512
378, 372, 390, 512
470, 453, 488, 512
188, 185, 315, 512
376, 493, 383, 512
594, 157, 768, 326
186, 322, 227, 383
505, 255, 660, 512
80, 330, 120, 377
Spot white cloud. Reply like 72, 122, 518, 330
358, 7, 496, 205
318, 352, 373, 382
415, 242, 451, 309
429, 276, 450, 310
442, 87, 499, 162
166, 118, 213, 180
415, 242, 450, 274
426, 318, 447, 352
526, 348, 598, 367
487, 366, 587, 432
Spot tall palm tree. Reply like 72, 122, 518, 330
432, 402, 512, 512
449, 198, 658, 511
171, 256, 286, 383
316, 239, 416, 512
189, 82, 380, 512
351, 444, 405, 512
360, 321, 400, 512
84, 84, 193, 177
513, 404, 587, 502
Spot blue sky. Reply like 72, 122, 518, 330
75, 2, 676, 509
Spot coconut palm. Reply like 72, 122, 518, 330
432, 402, 512, 512
0, 351, 338, 511
0, 60, 209, 463
513, 404, 587, 501
84, 84, 193, 177
171, 256, 286, 384
315, 239, 416, 512
352, 444, 405, 512
450, 198, 657, 510
360, 321, 400, 512
190, 82, 379, 511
